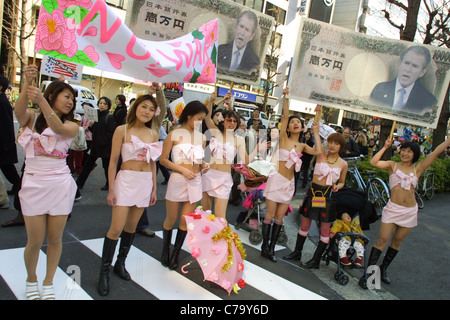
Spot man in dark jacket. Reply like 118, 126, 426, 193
0, 77, 21, 195
340, 127, 360, 158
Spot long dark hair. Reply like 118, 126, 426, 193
178, 100, 208, 125
35, 81, 76, 134
126, 94, 157, 128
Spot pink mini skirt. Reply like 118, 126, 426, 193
202, 169, 233, 200
19, 157, 77, 216
382, 200, 418, 228
114, 170, 153, 208
166, 172, 202, 204
263, 172, 295, 204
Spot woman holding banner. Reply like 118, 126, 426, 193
261, 88, 323, 262
363, 136, 450, 285
15, 65, 79, 300
159, 101, 209, 270
97, 94, 162, 296
202, 91, 266, 220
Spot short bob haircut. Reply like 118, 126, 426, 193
178, 100, 209, 125
98, 96, 112, 110
35, 81, 76, 134
399, 141, 421, 163
286, 115, 305, 143
327, 132, 346, 152
126, 94, 157, 128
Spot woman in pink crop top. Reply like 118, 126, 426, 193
159, 101, 210, 270
202, 91, 265, 221
15, 65, 79, 300
97, 94, 161, 296
285, 132, 348, 269
362, 137, 450, 286
261, 88, 323, 262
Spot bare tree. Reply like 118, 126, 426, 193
381, 0, 449, 158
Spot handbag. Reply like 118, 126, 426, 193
310, 186, 331, 208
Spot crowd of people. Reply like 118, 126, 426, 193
1, 67, 449, 300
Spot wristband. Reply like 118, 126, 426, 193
44, 112, 55, 119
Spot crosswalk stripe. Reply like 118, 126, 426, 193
81, 238, 221, 300
0, 247, 92, 300
0, 234, 326, 300
154, 230, 326, 300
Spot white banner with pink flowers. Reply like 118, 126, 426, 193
34, 0, 218, 84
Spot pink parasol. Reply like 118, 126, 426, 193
183, 207, 247, 295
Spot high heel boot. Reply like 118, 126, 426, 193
113, 231, 135, 280
97, 237, 118, 296
283, 234, 307, 261
169, 229, 187, 270
380, 247, 398, 284
261, 222, 272, 260
301, 241, 328, 269
161, 228, 172, 267
267, 223, 282, 262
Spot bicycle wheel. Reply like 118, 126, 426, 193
367, 178, 390, 216
425, 173, 435, 200
415, 190, 424, 209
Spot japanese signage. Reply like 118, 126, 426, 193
288, 17, 450, 129
126, 0, 275, 86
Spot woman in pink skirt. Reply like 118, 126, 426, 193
159, 101, 209, 270
97, 94, 162, 296
365, 137, 450, 285
15, 66, 79, 300
261, 88, 323, 262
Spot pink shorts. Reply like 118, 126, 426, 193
202, 169, 233, 200
114, 170, 153, 208
20, 157, 77, 216
263, 172, 295, 204
382, 200, 418, 228
166, 172, 202, 204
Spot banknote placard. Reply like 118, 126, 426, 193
288, 17, 450, 129
125, 0, 274, 86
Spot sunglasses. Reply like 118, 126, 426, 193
225, 118, 238, 123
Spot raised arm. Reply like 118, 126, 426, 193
370, 139, 394, 171
416, 137, 450, 177
204, 91, 219, 131
149, 82, 166, 132
279, 87, 290, 140
14, 65, 37, 128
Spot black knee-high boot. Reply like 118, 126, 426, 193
283, 234, 307, 261
302, 241, 328, 269
169, 229, 187, 270
97, 237, 118, 296
161, 228, 172, 267
359, 246, 383, 289
261, 222, 272, 260
380, 247, 398, 284
113, 231, 135, 280
268, 223, 282, 262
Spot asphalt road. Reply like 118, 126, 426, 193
1, 148, 449, 301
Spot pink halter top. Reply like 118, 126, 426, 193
279, 148, 303, 172
389, 163, 418, 190
18, 123, 73, 159
313, 153, 345, 185
121, 135, 162, 163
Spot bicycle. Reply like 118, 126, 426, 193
344, 156, 390, 216
417, 168, 435, 200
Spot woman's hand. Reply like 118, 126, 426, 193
384, 139, 393, 149
180, 167, 196, 180
107, 191, 117, 207
331, 184, 339, 193
23, 65, 38, 85
26, 85, 45, 106
201, 162, 210, 174
149, 189, 157, 206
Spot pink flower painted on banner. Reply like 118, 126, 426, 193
196, 58, 216, 83
58, 0, 93, 10
183, 72, 193, 82
199, 19, 218, 48
35, 9, 78, 58
146, 62, 171, 77
83, 45, 99, 63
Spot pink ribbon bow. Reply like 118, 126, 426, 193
18, 128, 57, 158
131, 136, 162, 163
396, 170, 417, 190
178, 144, 204, 163
285, 148, 303, 172
210, 137, 236, 163
317, 166, 341, 185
